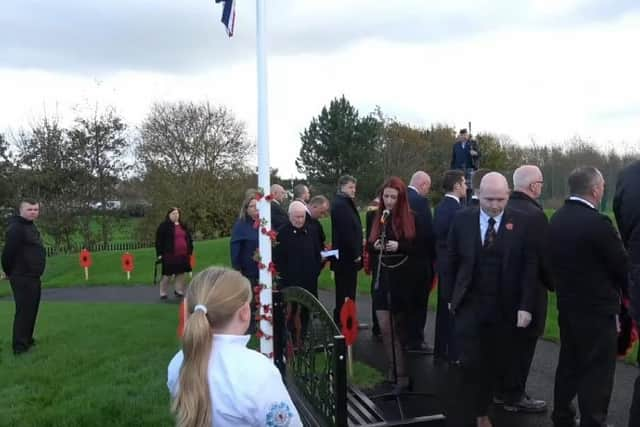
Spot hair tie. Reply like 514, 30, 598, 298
194, 304, 208, 315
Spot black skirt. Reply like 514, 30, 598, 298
161, 256, 191, 276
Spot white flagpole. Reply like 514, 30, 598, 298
256, 0, 273, 358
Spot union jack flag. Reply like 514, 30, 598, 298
215, 0, 236, 37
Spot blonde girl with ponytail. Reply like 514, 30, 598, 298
167, 267, 301, 427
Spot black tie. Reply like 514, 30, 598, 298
484, 217, 497, 248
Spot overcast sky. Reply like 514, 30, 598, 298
1, 0, 639, 177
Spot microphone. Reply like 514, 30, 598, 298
380, 209, 390, 224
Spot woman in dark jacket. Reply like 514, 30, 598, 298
155, 207, 194, 299
230, 191, 260, 283
367, 176, 421, 389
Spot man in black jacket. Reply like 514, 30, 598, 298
270, 184, 288, 231
330, 175, 363, 327
497, 165, 552, 412
306, 195, 329, 250
1, 199, 46, 355
613, 160, 640, 427
447, 172, 537, 427
549, 167, 628, 427
433, 169, 466, 363
274, 201, 322, 295
407, 171, 436, 353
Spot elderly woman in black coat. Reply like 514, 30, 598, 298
155, 207, 193, 299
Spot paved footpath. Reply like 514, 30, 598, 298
7, 285, 635, 426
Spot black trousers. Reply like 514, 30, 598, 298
434, 272, 458, 360
552, 311, 616, 427
501, 330, 538, 402
369, 266, 381, 335
408, 267, 432, 345
333, 268, 358, 326
9, 275, 42, 352
455, 306, 510, 417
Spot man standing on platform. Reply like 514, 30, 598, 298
433, 169, 466, 363
270, 184, 288, 231
1, 199, 46, 355
497, 165, 552, 412
549, 167, 628, 427
613, 160, 640, 427
448, 172, 537, 427
407, 171, 436, 353
330, 175, 363, 327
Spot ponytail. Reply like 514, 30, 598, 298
172, 309, 213, 427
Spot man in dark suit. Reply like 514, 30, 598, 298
450, 129, 479, 171
613, 160, 640, 427
270, 184, 288, 231
406, 170, 436, 353
293, 183, 310, 204
549, 167, 628, 427
307, 195, 329, 250
331, 175, 363, 326
497, 165, 553, 412
447, 172, 537, 427
433, 170, 466, 363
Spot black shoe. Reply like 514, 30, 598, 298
503, 395, 547, 413
493, 395, 505, 405
160, 294, 168, 300
174, 291, 184, 298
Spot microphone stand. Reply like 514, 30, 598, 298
371, 218, 442, 423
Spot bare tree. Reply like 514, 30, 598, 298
138, 101, 252, 176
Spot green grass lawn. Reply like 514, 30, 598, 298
0, 301, 382, 426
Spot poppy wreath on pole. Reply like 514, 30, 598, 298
251, 190, 280, 357
79, 248, 92, 281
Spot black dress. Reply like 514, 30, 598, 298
368, 213, 419, 313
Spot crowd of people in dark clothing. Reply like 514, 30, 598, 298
221, 128, 640, 427
3, 128, 640, 427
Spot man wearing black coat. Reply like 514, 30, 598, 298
549, 167, 629, 427
613, 160, 640, 427
330, 175, 363, 326
274, 201, 322, 295
306, 195, 329, 251
433, 169, 466, 362
406, 171, 436, 352
497, 165, 552, 412
1, 199, 46, 355
447, 172, 537, 427
270, 184, 288, 231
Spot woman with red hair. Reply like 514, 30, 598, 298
368, 176, 422, 390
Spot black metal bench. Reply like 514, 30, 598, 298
273, 287, 446, 426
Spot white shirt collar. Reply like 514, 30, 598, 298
213, 334, 251, 346
569, 196, 595, 210
445, 194, 460, 203
408, 185, 419, 193
479, 208, 504, 225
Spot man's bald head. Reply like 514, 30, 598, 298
478, 172, 510, 217
288, 200, 307, 228
513, 165, 544, 199
410, 171, 432, 196
270, 184, 286, 203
